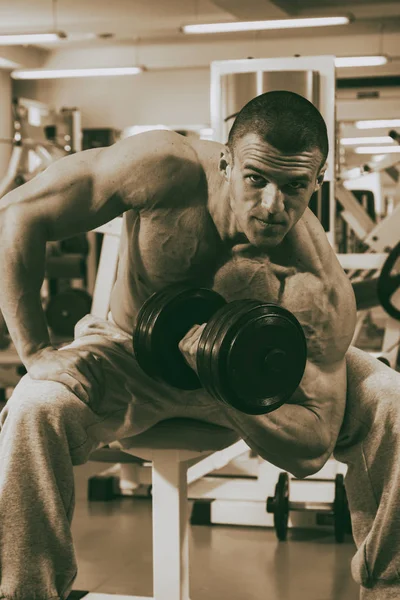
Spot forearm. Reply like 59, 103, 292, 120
0, 207, 52, 366
222, 360, 347, 477
223, 403, 329, 477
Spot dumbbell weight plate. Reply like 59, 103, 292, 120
197, 301, 307, 415
134, 285, 184, 380
197, 299, 252, 402
134, 285, 227, 390
136, 284, 213, 383
227, 303, 306, 414
46, 288, 92, 337
209, 300, 278, 414
266, 471, 290, 541
208, 302, 274, 408
227, 304, 307, 412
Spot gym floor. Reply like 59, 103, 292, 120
71, 461, 359, 600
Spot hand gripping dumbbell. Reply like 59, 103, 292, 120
133, 284, 307, 415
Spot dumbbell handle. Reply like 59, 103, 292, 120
288, 500, 334, 513
267, 497, 334, 513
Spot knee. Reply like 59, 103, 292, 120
1, 376, 93, 461
3, 375, 81, 429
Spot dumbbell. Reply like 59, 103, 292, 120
266, 472, 351, 543
133, 284, 307, 415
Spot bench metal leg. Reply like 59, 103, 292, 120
152, 451, 190, 600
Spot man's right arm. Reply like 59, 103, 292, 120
0, 146, 126, 367
0, 130, 201, 369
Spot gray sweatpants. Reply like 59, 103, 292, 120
334, 346, 400, 599
0, 315, 398, 599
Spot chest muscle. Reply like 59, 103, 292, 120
137, 207, 222, 288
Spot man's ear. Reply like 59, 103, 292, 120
219, 146, 232, 181
314, 162, 327, 191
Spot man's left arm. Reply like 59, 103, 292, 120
273, 247, 357, 467
219, 238, 356, 476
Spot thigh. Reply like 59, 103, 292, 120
0, 374, 105, 463
64, 315, 232, 442
336, 346, 400, 453
335, 347, 400, 586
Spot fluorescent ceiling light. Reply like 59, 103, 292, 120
355, 146, 400, 154
0, 32, 66, 45
182, 16, 349, 34
341, 136, 394, 145
335, 55, 387, 68
356, 119, 400, 129
11, 66, 143, 80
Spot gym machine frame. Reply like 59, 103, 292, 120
336, 176, 400, 368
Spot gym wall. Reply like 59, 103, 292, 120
11, 29, 400, 132
13, 68, 211, 130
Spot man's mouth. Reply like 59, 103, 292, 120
254, 217, 284, 226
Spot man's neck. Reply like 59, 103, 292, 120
190, 138, 246, 246
207, 179, 247, 247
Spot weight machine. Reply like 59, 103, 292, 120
0, 98, 91, 395
0, 97, 81, 198
336, 155, 400, 369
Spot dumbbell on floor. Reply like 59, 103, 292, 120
266, 471, 352, 543
133, 284, 307, 415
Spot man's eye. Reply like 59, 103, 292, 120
247, 174, 266, 185
288, 181, 305, 190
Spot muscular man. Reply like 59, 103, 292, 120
0, 91, 397, 600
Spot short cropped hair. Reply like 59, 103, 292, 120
227, 90, 328, 168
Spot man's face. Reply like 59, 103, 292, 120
221, 133, 326, 248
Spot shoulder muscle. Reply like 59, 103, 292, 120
94, 130, 203, 210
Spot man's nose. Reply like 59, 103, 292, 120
261, 183, 284, 214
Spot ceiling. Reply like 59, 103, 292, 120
1, 0, 400, 48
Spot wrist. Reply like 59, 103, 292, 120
23, 343, 55, 368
